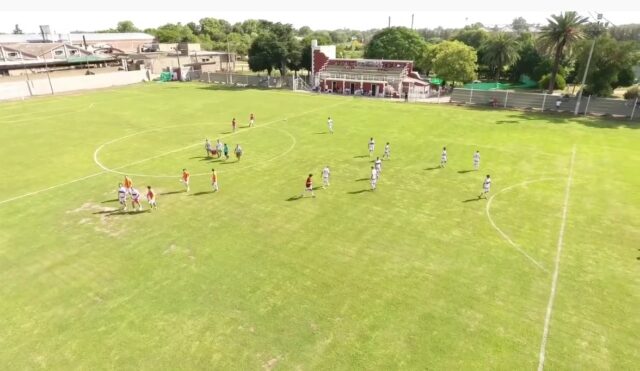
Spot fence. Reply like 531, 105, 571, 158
0, 69, 150, 101
450, 88, 640, 121
199, 72, 294, 89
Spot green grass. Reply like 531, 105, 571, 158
1, 83, 639, 370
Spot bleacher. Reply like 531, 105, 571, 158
318, 61, 409, 83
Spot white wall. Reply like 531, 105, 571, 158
0, 69, 149, 101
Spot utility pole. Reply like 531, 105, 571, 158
43, 52, 54, 95
411, 14, 414, 30
388, 16, 391, 28
574, 14, 603, 115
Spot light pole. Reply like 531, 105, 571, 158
172, 47, 182, 81
574, 13, 604, 115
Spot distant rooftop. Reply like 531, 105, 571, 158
0, 33, 155, 44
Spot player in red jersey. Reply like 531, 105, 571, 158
211, 168, 219, 192
232, 118, 237, 132
301, 174, 315, 198
249, 113, 255, 127
146, 186, 158, 210
180, 168, 190, 192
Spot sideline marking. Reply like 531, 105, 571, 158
537, 145, 576, 371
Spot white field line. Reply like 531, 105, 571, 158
93, 101, 347, 177
0, 171, 105, 206
0, 102, 344, 206
485, 178, 558, 272
537, 145, 576, 371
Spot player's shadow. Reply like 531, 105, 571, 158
192, 191, 215, 196
220, 160, 237, 164
458, 170, 474, 174
93, 209, 119, 215
220, 131, 232, 134
353, 155, 369, 158
424, 166, 441, 171
159, 191, 183, 196
347, 189, 371, 194
462, 197, 482, 203
285, 195, 303, 201
100, 199, 118, 203
355, 177, 369, 182
106, 210, 151, 216
314, 132, 328, 135
189, 156, 209, 160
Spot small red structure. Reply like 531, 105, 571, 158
310, 40, 429, 97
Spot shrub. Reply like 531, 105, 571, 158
539, 73, 567, 90
623, 85, 639, 100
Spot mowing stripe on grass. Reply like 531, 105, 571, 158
537, 145, 576, 371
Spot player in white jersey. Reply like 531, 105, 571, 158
215, 139, 223, 158
130, 187, 142, 211
370, 166, 378, 190
383, 142, 391, 160
205, 139, 212, 157
368, 137, 375, 157
117, 183, 127, 211
473, 150, 480, 170
440, 146, 448, 168
327, 117, 334, 134
322, 166, 331, 188
374, 156, 382, 175
479, 174, 491, 199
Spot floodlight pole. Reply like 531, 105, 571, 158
575, 15, 603, 115
574, 38, 595, 115
43, 56, 54, 95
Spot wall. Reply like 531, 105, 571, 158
450, 88, 640, 121
200, 72, 293, 89
0, 69, 149, 101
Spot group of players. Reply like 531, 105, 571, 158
115, 112, 491, 211
440, 146, 492, 198
303, 117, 491, 198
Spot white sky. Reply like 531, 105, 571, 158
1, 1, 638, 34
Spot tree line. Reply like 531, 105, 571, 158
96, 14, 640, 97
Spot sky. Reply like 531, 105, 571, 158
1, 0, 638, 34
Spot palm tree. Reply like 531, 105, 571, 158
481, 33, 520, 81
538, 11, 589, 93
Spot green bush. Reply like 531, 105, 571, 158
623, 85, 639, 100
539, 73, 567, 90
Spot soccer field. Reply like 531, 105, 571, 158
1, 83, 638, 370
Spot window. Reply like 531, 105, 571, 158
202, 58, 210, 62
8, 52, 17, 57
70, 50, 78, 56
54, 50, 64, 56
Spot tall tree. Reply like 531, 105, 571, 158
574, 36, 639, 96
430, 40, 477, 83
116, 21, 140, 33
364, 27, 426, 61
511, 17, 529, 33
480, 33, 520, 81
538, 11, 589, 93
12, 24, 23, 34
